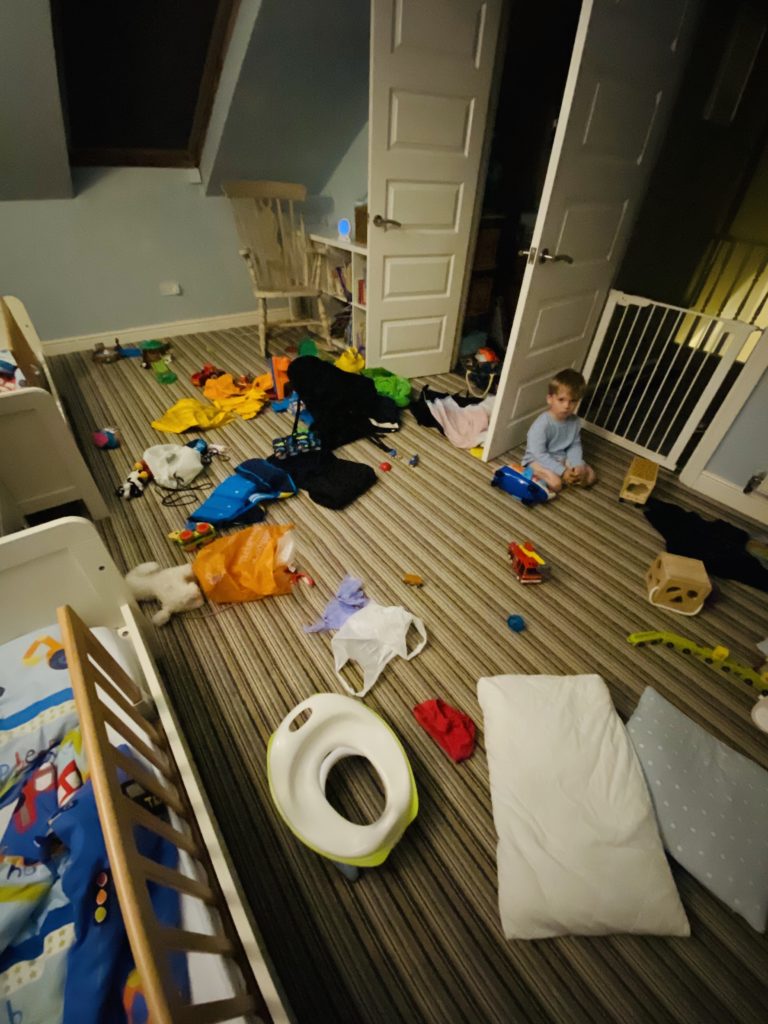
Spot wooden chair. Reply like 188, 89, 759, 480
223, 180, 331, 356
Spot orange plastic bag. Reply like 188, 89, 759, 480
192, 524, 295, 603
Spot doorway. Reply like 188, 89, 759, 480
459, 0, 580, 364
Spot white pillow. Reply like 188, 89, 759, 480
477, 674, 690, 939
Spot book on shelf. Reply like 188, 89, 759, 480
357, 279, 366, 306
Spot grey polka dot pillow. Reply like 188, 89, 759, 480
628, 688, 768, 932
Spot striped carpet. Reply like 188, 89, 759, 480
51, 327, 768, 1024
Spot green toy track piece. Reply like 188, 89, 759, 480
151, 358, 177, 385
627, 630, 768, 696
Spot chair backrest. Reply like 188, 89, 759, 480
223, 180, 311, 292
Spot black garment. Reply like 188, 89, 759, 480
411, 386, 485, 432
643, 497, 768, 593
268, 451, 376, 510
288, 356, 400, 450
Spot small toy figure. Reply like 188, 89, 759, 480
508, 541, 549, 584
167, 522, 217, 553
92, 340, 124, 364
408, 455, 420, 468
191, 363, 225, 387
140, 339, 172, 369
92, 427, 121, 449
403, 573, 424, 587
116, 461, 152, 500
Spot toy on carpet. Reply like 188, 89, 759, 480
151, 358, 177, 384
116, 461, 152, 500
92, 340, 125, 364
508, 541, 549, 584
620, 456, 659, 505
413, 699, 476, 762
491, 464, 550, 506
407, 454, 419, 468
379, 462, 392, 472
191, 363, 225, 387
167, 522, 217, 553
92, 427, 121, 449
628, 630, 768, 733
402, 573, 424, 587
139, 339, 172, 369
506, 614, 526, 632
125, 561, 204, 625
646, 552, 711, 616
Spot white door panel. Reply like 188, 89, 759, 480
484, 0, 698, 461
367, 0, 503, 377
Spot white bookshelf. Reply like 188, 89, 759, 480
309, 234, 367, 350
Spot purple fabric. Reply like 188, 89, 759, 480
304, 575, 369, 633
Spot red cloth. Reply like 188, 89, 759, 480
413, 699, 476, 763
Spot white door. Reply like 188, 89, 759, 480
483, 0, 698, 461
365, 0, 504, 377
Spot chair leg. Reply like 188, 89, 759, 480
318, 296, 331, 344
258, 297, 268, 358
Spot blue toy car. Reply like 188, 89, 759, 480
491, 465, 549, 507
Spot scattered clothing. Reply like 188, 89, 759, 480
151, 398, 235, 433
427, 394, 495, 448
522, 411, 583, 476
289, 356, 400, 450
202, 373, 269, 420
413, 699, 476, 762
411, 386, 485, 432
363, 367, 412, 408
304, 575, 368, 633
268, 450, 376, 510
644, 498, 768, 592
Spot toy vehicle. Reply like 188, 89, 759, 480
492, 465, 549, 506
168, 521, 217, 553
508, 541, 549, 584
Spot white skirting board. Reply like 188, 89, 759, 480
42, 306, 291, 355
682, 471, 768, 529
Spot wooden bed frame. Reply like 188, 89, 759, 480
0, 296, 107, 521
0, 517, 291, 1024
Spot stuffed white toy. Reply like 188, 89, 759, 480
126, 562, 204, 626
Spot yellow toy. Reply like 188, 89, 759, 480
627, 630, 768, 696
619, 456, 658, 505
167, 522, 217, 553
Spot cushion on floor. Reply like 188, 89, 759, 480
628, 687, 768, 932
478, 674, 689, 939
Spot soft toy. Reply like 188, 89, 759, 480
125, 562, 204, 625
116, 461, 152, 500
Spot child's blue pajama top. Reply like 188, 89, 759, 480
522, 412, 583, 476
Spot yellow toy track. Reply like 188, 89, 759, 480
627, 631, 768, 696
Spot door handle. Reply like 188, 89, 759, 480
372, 214, 402, 229
539, 248, 573, 264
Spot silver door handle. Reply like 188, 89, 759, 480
539, 248, 573, 264
372, 214, 402, 229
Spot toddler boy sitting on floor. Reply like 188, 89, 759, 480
522, 368, 596, 497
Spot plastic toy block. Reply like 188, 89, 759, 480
619, 456, 658, 505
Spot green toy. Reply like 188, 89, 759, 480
151, 358, 177, 385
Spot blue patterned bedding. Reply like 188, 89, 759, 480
0, 624, 186, 1023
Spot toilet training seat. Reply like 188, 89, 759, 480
268, 693, 418, 867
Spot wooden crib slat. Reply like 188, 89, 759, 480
81, 629, 146, 705
100, 703, 171, 776
159, 927, 234, 956
124, 797, 202, 859
137, 855, 216, 905
175, 992, 258, 1024
112, 747, 185, 816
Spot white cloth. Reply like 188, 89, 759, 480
477, 673, 689, 939
427, 395, 495, 448
331, 602, 427, 697
142, 444, 204, 489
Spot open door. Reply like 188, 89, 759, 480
365, 0, 504, 377
483, 0, 699, 461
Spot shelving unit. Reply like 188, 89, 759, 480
309, 234, 367, 350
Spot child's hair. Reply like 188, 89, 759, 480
548, 368, 586, 399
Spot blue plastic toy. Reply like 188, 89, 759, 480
491, 465, 549, 507
506, 614, 526, 632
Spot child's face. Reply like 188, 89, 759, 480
547, 386, 578, 421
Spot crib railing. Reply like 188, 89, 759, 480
58, 604, 268, 1024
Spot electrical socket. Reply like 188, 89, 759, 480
159, 281, 182, 296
